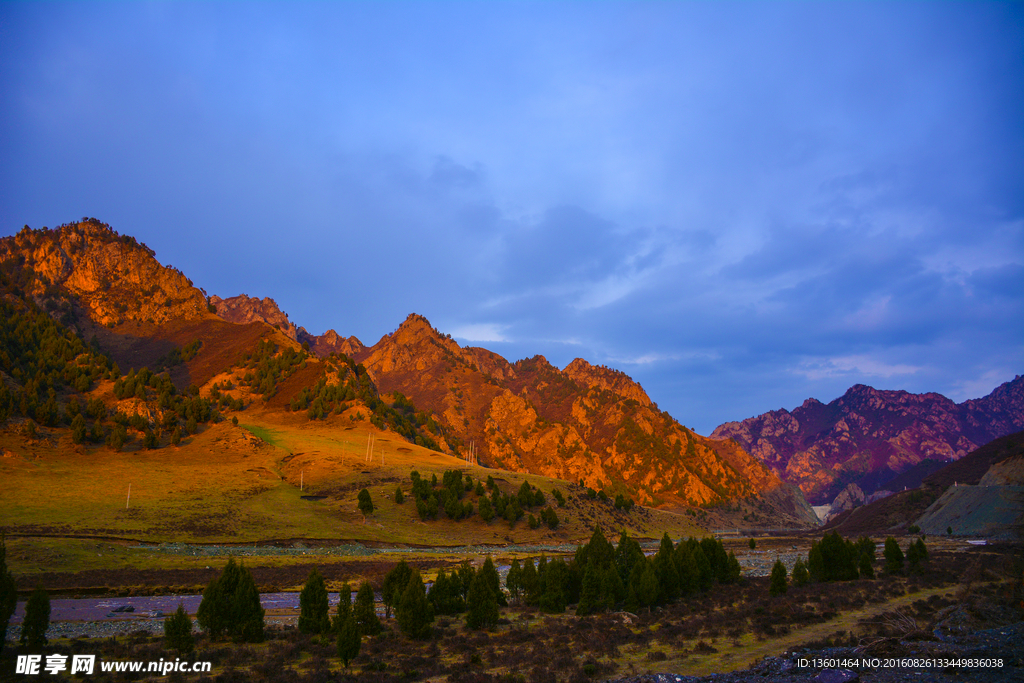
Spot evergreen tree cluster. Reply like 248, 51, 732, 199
408, 470, 475, 521
907, 537, 929, 574
0, 294, 116, 424
381, 560, 436, 638
381, 557, 510, 635
506, 529, 741, 617
881, 536, 928, 575
290, 355, 443, 450
111, 367, 220, 450
155, 339, 203, 369
196, 559, 265, 642
240, 338, 307, 399
807, 532, 876, 582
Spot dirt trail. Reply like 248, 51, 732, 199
665, 584, 956, 677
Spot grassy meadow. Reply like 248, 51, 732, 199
2, 403, 702, 582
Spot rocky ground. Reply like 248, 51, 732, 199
610, 619, 1024, 683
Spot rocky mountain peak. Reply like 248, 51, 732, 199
0, 219, 209, 327
297, 327, 366, 358
712, 376, 1024, 504
563, 357, 653, 406
209, 294, 299, 340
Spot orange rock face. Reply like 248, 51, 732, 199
0, 220, 209, 328
351, 314, 806, 517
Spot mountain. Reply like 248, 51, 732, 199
820, 430, 1024, 538
0, 220, 209, 329
0, 219, 813, 525
210, 294, 366, 359
711, 379, 1024, 504
340, 313, 814, 522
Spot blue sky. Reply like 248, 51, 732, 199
1, 2, 1021, 435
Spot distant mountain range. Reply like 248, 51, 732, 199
711, 379, 1024, 504
3, 218, 1020, 526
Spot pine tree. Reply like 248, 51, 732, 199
907, 538, 928, 574
539, 557, 568, 613
655, 532, 679, 602
478, 496, 494, 522
521, 558, 539, 606
196, 558, 264, 642
428, 569, 464, 615
884, 537, 904, 575
601, 563, 625, 609
232, 567, 265, 643
769, 560, 788, 596
197, 559, 239, 640
336, 613, 360, 668
674, 543, 699, 596
480, 556, 506, 606
354, 581, 382, 635
397, 569, 434, 639
20, 587, 50, 651
333, 583, 352, 631
616, 530, 645, 583
859, 550, 875, 579
628, 560, 658, 612
394, 486, 404, 504
358, 488, 374, 515
466, 569, 499, 629
576, 560, 602, 616
808, 542, 825, 582
382, 560, 412, 619
164, 603, 194, 654
71, 413, 87, 444
724, 551, 742, 583
506, 559, 523, 604
0, 537, 16, 657
792, 558, 809, 586
299, 568, 330, 634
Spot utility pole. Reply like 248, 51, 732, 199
126, 483, 131, 510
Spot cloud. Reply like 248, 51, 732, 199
793, 355, 924, 381
449, 323, 510, 343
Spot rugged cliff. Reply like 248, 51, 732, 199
0, 220, 209, 328
351, 314, 814, 522
711, 379, 1024, 504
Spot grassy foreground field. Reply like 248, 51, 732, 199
2, 406, 702, 583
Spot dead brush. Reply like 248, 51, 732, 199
857, 606, 934, 655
